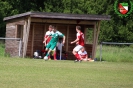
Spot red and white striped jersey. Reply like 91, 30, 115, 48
78, 50, 87, 58
45, 31, 54, 44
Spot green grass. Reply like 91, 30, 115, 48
96, 45, 133, 62
0, 57, 133, 88
0, 42, 5, 56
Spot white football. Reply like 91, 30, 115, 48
44, 56, 48, 60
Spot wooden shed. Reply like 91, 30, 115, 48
3, 12, 110, 60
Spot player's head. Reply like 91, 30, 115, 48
81, 47, 85, 52
49, 25, 53, 31
52, 26, 57, 32
76, 26, 81, 32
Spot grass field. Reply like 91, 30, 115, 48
96, 45, 133, 62
0, 57, 133, 88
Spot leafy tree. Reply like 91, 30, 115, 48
0, 0, 133, 43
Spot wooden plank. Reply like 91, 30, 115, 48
15, 25, 18, 38
92, 22, 97, 59
31, 18, 96, 25
92, 21, 101, 59
66, 25, 69, 51
23, 16, 31, 57
6, 17, 25, 25
84, 26, 87, 44
22, 19, 27, 58
93, 21, 101, 59
31, 24, 34, 57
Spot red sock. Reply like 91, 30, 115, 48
54, 52, 57, 60
75, 53, 81, 60
48, 56, 50, 59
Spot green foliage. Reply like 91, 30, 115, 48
0, 41, 5, 56
0, 0, 133, 43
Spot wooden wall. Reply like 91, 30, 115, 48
5, 20, 24, 57
26, 23, 92, 60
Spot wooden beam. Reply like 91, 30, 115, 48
92, 22, 97, 59
31, 18, 95, 25
31, 24, 34, 57
6, 17, 25, 25
84, 26, 87, 44
66, 25, 69, 51
25, 16, 31, 57
43, 23, 46, 49
93, 21, 101, 59
23, 16, 31, 58
22, 19, 27, 58
92, 21, 101, 59
15, 25, 18, 38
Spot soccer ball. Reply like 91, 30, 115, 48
44, 56, 48, 61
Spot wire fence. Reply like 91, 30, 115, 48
99, 42, 133, 62
0, 38, 22, 57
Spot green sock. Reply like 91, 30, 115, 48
46, 53, 49, 57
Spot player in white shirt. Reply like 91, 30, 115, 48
78, 47, 88, 61
78, 47, 94, 62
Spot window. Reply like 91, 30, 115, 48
16, 25, 23, 39
86, 28, 93, 44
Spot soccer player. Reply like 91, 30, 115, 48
78, 47, 88, 61
43, 25, 56, 60
70, 26, 84, 62
44, 26, 65, 60
43, 25, 53, 46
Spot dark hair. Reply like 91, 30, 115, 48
76, 26, 81, 30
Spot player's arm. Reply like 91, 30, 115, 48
71, 38, 79, 44
58, 31, 66, 44
43, 35, 50, 46
62, 36, 65, 44
71, 33, 80, 44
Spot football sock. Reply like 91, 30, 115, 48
75, 53, 81, 60
46, 53, 49, 57
54, 52, 57, 60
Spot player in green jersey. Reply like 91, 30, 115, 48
44, 26, 65, 60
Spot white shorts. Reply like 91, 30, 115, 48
73, 45, 83, 52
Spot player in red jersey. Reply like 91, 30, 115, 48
43, 25, 56, 60
71, 26, 84, 62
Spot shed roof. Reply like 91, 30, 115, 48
3, 11, 111, 21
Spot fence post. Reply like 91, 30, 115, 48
100, 42, 102, 61
19, 39, 22, 57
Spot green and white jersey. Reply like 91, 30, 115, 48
49, 31, 64, 43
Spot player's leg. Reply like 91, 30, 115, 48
44, 43, 51, 59
53, 48, 57, 60
45, 43, 57, 59
50, 43, 57, 60
45, 49, 52, 57
73, 45, 83, 61
45, 43, 51, 51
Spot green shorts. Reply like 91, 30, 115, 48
46, 42, 57, 50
